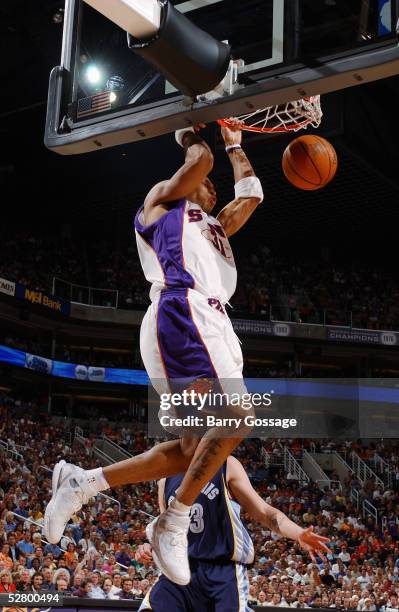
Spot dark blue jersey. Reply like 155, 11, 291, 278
164, 463, 254, 564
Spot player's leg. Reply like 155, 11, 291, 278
138, 575, 194, 612
176, 431, 246, 506
43, 302, 199, 545
158, 288, 252, 505
43, 437, 198, 542
147, 290, 252, 584
208, 562, 252, 612
103, 437, 199, 485
139, 563, 210, 612
44, 292, 250, 585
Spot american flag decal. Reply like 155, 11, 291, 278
77, 91, 111, 118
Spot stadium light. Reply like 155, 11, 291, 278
86, 65, 102, 84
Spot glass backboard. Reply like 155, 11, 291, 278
45, 0, 399, 154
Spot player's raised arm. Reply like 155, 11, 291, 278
226, 456, 331, 563
217, 119, 263, 237
143, 128, 214, 225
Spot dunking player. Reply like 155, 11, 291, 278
138, 457, 330, 612
44, 121, 265, 586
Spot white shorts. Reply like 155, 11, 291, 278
140, 288, 246, 398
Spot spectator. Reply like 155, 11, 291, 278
73, 579, 93, 598
321, 566, 336, 588
52, 568, 70, 590
88, 572, 105, 599
64, 543, 78, 570
338, 545, 351, 565
7, 535, 20, 564
17, 532, 34, 560
71, 573, 84, 592
29, 558, 41, 576
118, 577, 135, 600
31, 572, 44, 593
115, 545, 131, 568
0, 545, 13, 571
15, 568, 31, 592
108, 573, 123, 598
0, 570, 16, 593
55, 577, 70, 593
44, 542, 63, 559
102, 577, 117, 599
292, 592, 310, 608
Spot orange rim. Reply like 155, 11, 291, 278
217, 97, 320, 133
217, 117, 313, 134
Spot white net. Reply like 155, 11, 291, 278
230, 95, 323, 133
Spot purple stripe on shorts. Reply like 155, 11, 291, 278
134, 201, 195, 289
157, 290, 217, 381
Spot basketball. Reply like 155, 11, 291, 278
282, 135, 338, 191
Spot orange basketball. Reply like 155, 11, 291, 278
282, 135, 338, 191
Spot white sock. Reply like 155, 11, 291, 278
169, 498, 191, 515
85, 468, 110, 493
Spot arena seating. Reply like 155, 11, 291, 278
2, 395, 399, 609
1, 232, 398, 331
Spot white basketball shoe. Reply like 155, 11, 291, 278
44, 460, 94, 543
146, 509, 191, 586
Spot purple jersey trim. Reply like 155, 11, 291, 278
156, 289, 217, 381
135, 201, 195, 290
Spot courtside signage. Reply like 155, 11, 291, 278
15, 283, 71, 316
0, 276, 15, 296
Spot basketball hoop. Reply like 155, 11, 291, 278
218, 95, 322, 134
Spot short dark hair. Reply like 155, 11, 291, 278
82, 579, 93, 588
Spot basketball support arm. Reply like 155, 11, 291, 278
83, 0, 161, 38
83, 0, 231, 97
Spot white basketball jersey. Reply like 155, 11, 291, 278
134, 199, 237, 304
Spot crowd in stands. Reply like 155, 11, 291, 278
91, 241, 148, 308
2, 394, 399, 609
0, 232, 86, 292
233, 247, 399, 330
1, 231, 399, 330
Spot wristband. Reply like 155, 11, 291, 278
175, 127, 195, 147
234, 176, 264, 203
225, 144, 242, 154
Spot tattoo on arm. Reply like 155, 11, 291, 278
228, 148, 255, 180
264, 512, 283, 536
188, 438, 223, 482
229, 148, 250, 163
